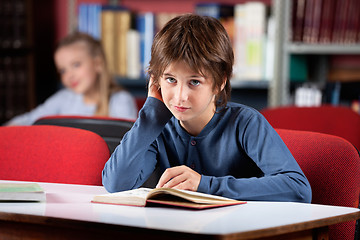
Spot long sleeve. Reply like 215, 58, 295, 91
195, 106, 312, 203
102, 97, 172, 192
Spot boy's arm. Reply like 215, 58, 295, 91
102, 97, 172, 193
197, 114, 312, 203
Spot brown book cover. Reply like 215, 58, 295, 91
343, 0, 360, 43
292, 0, 306, 42
101, 9, 117, 74
115, 10, 131, 77
332, 0, 350, 43
318, 0, 336, 43
309, 0, 323, 43
302, 0, 314, 42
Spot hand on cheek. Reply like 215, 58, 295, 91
156, 165, 201, 191
148, 76, 163, 102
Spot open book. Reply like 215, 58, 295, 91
0, 183, 46, 202
92, 188, 246, 209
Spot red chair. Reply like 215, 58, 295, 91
135, 97, 147, 111
277, 128, 360, 240
261, 105, 360, 151
33, 115, 135, 153
0, 125, 110, 185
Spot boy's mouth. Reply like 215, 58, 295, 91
174, 106, 189, 112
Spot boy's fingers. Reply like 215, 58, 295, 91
156, 166, 184, 188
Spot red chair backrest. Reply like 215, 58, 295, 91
135, 97, 147, 111
0, 125, 110, 185
261, 105, 360, 151
277, 128, 360, 240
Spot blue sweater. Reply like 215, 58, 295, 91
102, 97, 312, 203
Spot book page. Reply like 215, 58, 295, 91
92, 188, 152, 206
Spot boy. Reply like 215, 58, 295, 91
102, 14, 312, 202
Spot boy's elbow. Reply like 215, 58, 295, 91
102, 169, 123, 193
296, 183, 312, 203
102, 171, 115, 193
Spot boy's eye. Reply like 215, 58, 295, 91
190, 80, 200, 86
166, 77, 176, 83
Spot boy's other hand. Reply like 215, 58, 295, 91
156, 165, 201, 192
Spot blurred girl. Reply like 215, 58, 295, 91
5, 32, 137, 125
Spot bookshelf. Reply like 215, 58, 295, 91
0, 0, 35, 124
0, 0, 56, 125
271, 0, 360, 107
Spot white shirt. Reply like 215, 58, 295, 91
6, 88, 138, 125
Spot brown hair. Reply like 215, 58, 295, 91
148, 14, 234, 108
55, 32, 122, 116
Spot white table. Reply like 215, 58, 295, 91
0, 180, 359, 240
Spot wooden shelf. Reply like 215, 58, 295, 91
230, 80, 269, 89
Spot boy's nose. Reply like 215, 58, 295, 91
174, 84, 188, 102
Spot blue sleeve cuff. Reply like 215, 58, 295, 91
197, 175, 211, 193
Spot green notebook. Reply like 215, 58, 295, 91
0, 183, 46, 202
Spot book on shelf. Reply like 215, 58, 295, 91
318, 0, 336, 43
126, 29, 141, 79
92, 187, 246, 209
116, 10, 131, 77
290, 55, 308, 82
328, 55, 360, 82
332, 0, 349, 43
79, 4, 131, 76
0, 183, 46, 202
195, 3, 234, 43
233, 2, 267, 81
137, 12, 155, 78
291, 0, 360, 44
302, 0, 314, 43
343, 0, 360, 43
264, 16, 275, 81
78, 3, 102, 40
155, 12, 182, 33
309, 0, 322, 43
101, 6, 118, 74
292, 0, 306, 42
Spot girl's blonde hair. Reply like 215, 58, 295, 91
56, 32, 122, 116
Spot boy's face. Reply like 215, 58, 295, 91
54, 42, 100, 95
159, 61, 217, 135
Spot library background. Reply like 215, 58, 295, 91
1, 0, 360, 125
